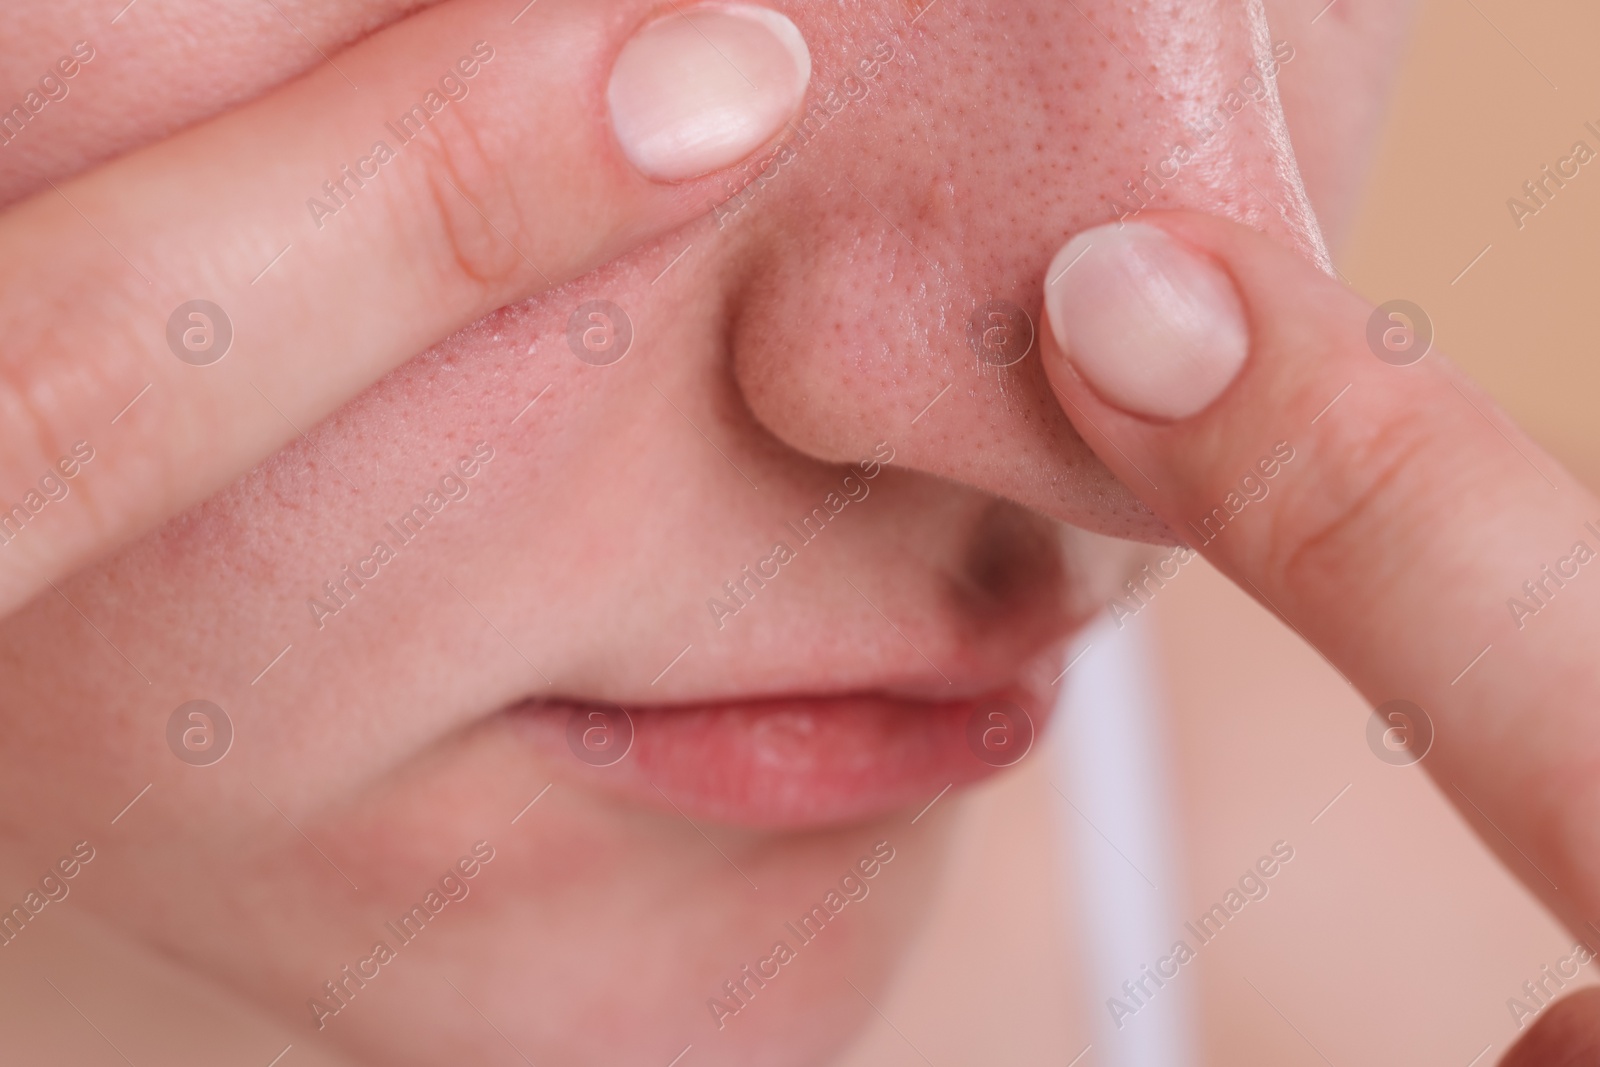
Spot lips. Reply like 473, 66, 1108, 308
503, 685, 1053, 830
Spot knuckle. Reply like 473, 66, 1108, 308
397, 106, 533, 296
1261, 403, 1456, 605
0, 308, 146, 550
0, 350, 66, 485
0, 286, 129, 472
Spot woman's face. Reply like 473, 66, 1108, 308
0, 1, 1406, 1063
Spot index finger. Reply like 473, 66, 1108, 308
0, 0, 810, 614
1038, 212, 1600, 935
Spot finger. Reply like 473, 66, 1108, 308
1500, 986, 1600, 1067
0, 0, 810, 614
1038, 212, 1600, 932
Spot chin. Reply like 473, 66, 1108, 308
247, 705, 982, 1067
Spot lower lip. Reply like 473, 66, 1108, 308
503, 691, 1051, 830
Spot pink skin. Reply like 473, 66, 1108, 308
0, 1, 1414, 1065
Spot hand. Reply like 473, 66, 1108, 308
0, 0, 808, 617
1502, 987, 1600, 1065
1038, 213, 1600, 1063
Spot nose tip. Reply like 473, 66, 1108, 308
722, 2, 1321, 542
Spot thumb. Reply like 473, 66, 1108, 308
1038, 212, 1600, 932
1499, 987, 1600, 1066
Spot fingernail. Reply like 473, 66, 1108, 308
607, 3, 811, 182
1044, 222, 1249, 420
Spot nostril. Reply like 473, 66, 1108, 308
951, 499, 1068, 621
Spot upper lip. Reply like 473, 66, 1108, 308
491, 566, 1101, 720
513, 635, 1074, 713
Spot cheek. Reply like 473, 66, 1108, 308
730, 0, 1319, 542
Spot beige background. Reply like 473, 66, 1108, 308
6, 2, 1595, 1063
839, 0, 1600, 1063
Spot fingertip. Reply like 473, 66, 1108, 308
1042, 221, 1250, 423
1499, 986, 1600, 1067
607, 3, 812, 183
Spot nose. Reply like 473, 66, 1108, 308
724, 0, 1323, 541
